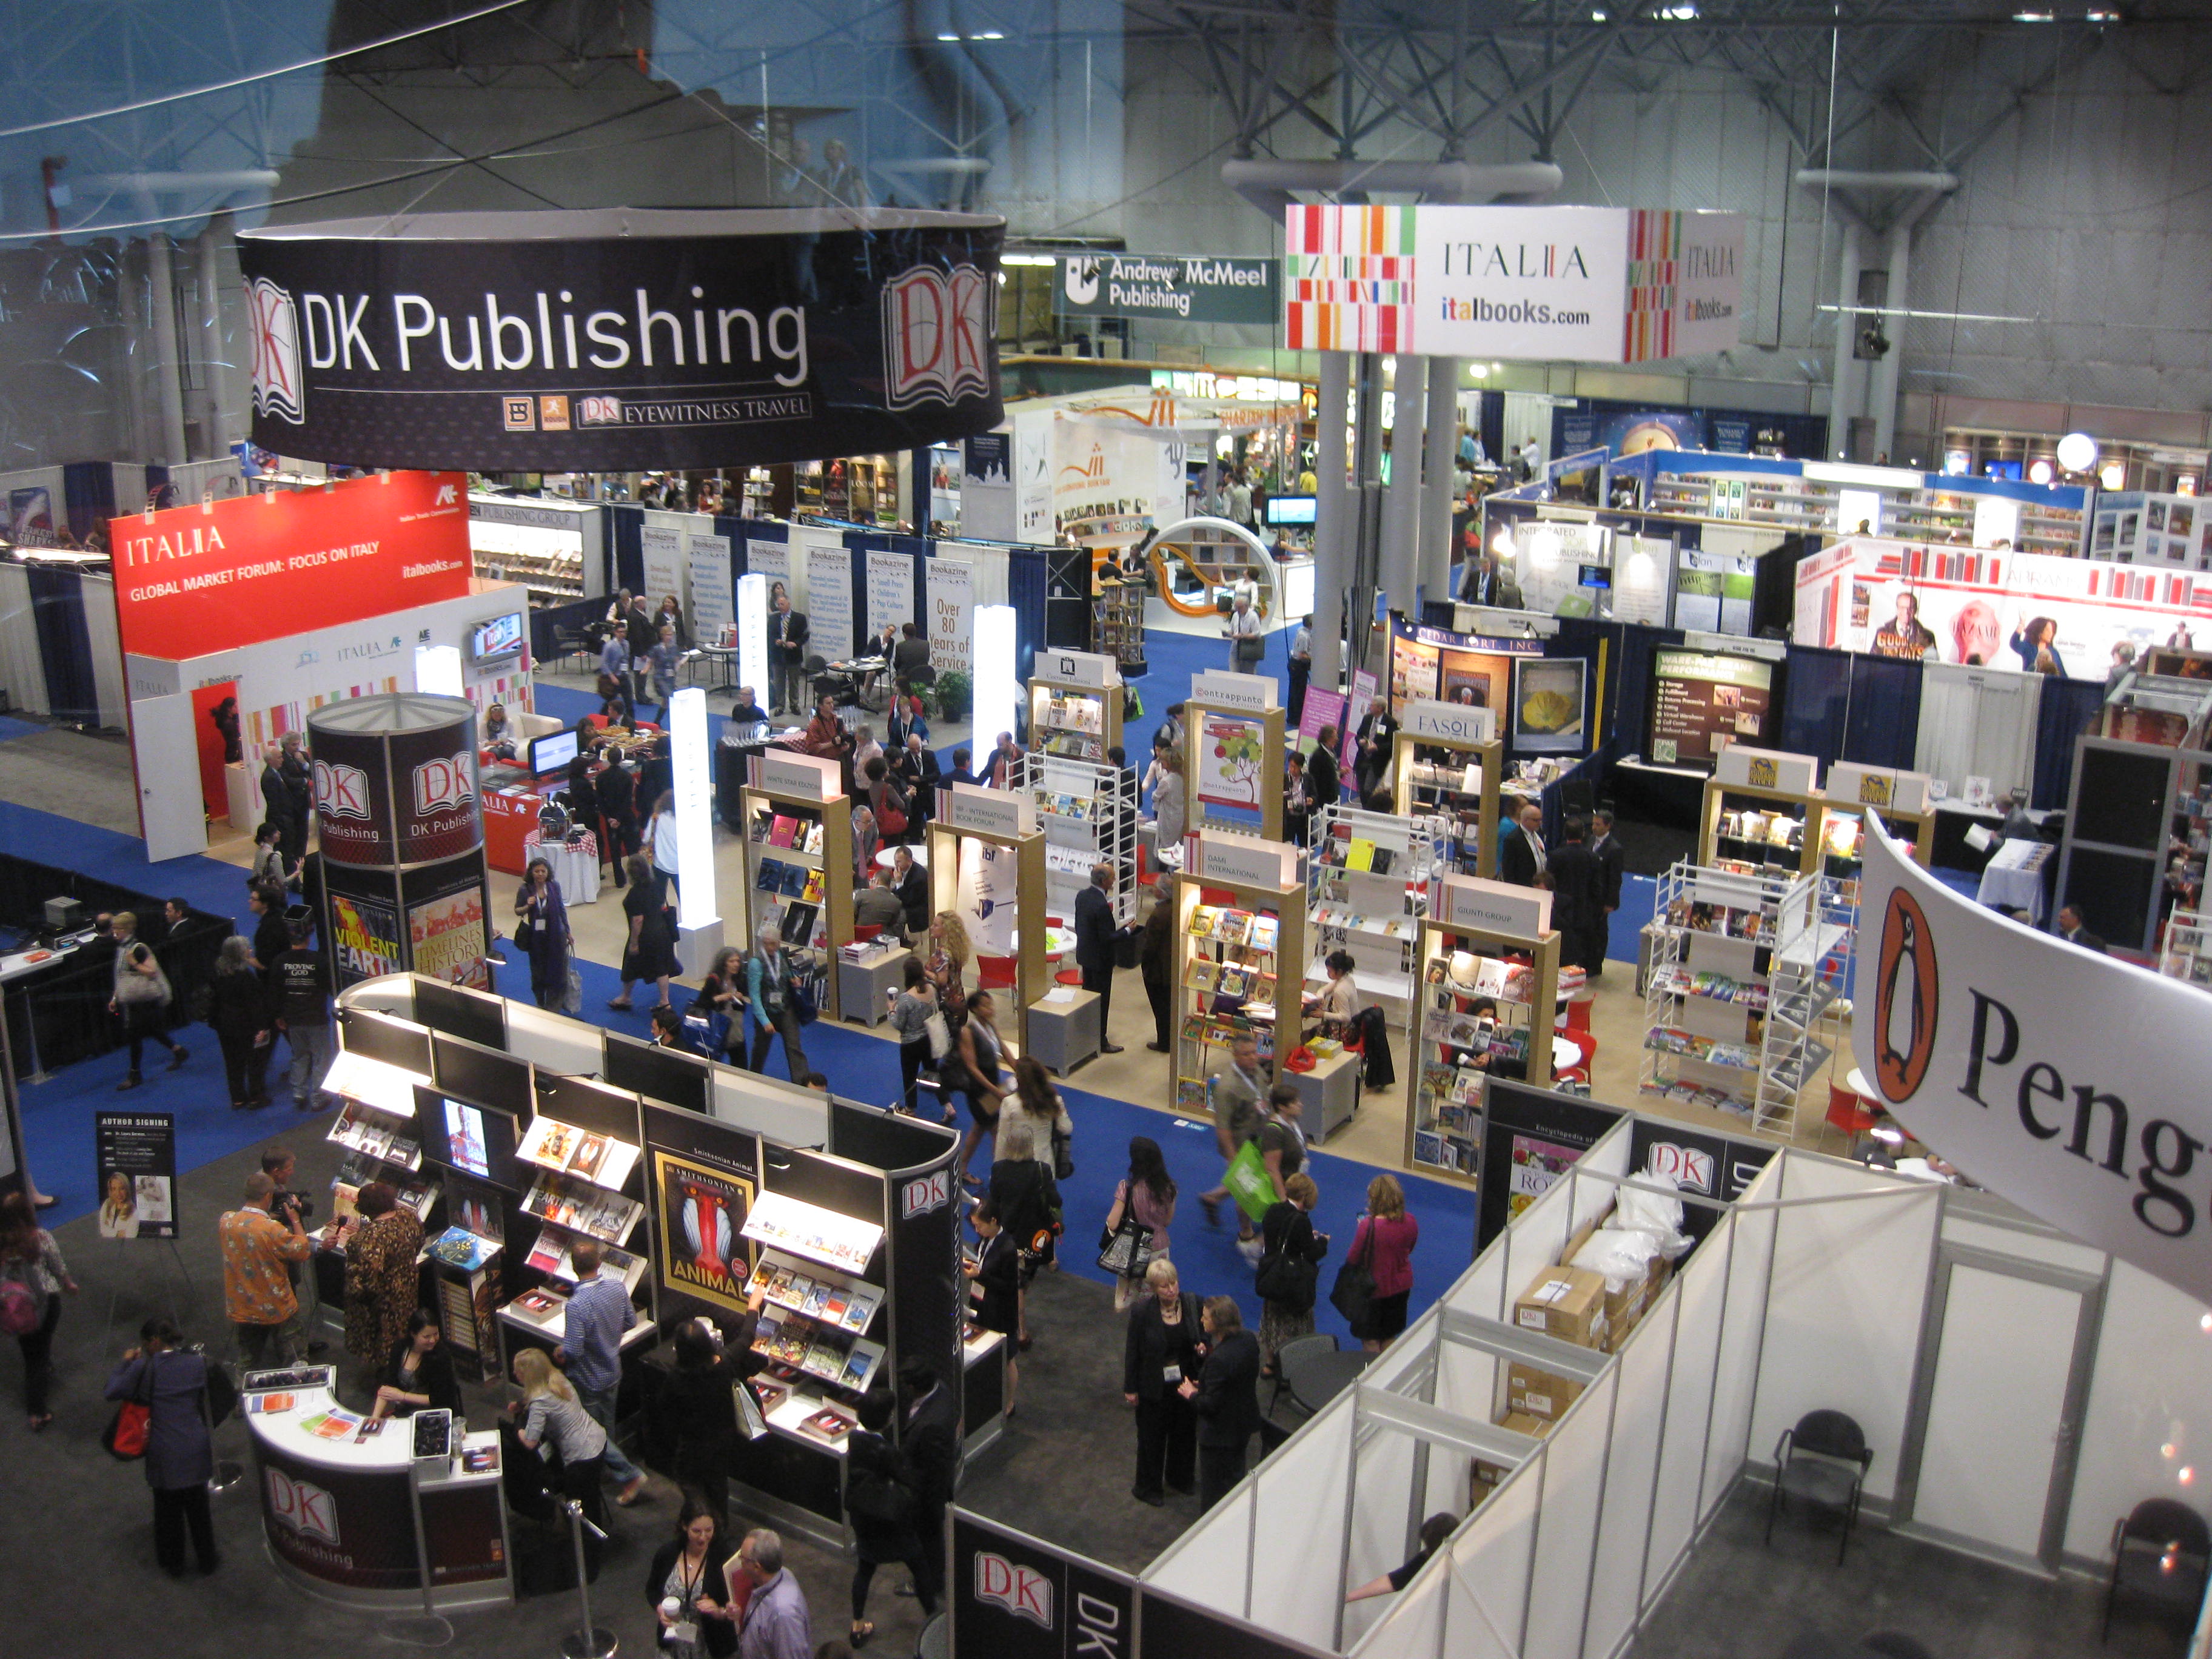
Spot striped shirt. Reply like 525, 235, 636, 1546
561, 1275, 635, 1392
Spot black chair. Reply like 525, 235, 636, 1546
1765, 1409, 1872, 1563
2103, 1498, 2211, 1641
1270, 1332, 1336, 1417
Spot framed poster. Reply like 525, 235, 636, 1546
1511, 658, 1588, 756
1646, 647, 1775, 769
1194, 714, 1266, 809
652, 1150, 756, 1319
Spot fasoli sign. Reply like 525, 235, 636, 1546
1284, 203, 1743, 363
109, 471, 471, 661
236, 207, 1004, 471
1855, 822, 2212, 1305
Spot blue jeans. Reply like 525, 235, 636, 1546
577, 1382, 643, 1486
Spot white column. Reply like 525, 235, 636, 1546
1831, 221, 1863, 459
1869, 220, 1912, 464
144, 232, 189, 465
1379, 353, 1427, 618
1421, 358, 1460, 606
1311, 351, 1351, 689
196, 213, 229, 458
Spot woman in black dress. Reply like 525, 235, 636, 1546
987, 1120, 1059, 1352
1122, 1257, 1204, 1506
369, 1309, 461, 1419
651, 1310, 762, 1540
210, 934, 272, 1110
611, 853, 679, 1011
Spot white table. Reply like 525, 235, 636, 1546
1975, 837, 2049, 924
874, 843, 930, 869
525, 830, 602, 905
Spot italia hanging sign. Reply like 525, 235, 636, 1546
237, 206, 1005, 471
1854, 820, 2212, 1305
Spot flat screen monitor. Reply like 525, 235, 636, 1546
432, 1032, 533, 1117
603, 1031, 710, 1115
529, 728, 580, 777
1265, 495, 1317, 526
1646, 647, 1777, 769
416, 1085, 522, 1190
415, 979, 506, 1050
1577, 563, 1612, 589
470, 612, 525, 665
338, 1008, 433, 1076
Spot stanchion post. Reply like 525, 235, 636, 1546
559, 1498, 617, 1659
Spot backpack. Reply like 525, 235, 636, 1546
0, 1275, 39, 1336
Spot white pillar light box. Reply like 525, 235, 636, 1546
973, 604, 1019, 749
413, 643, 463, 699
737, 572, 769, 709
670, 688, 722, 971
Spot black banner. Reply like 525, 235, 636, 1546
238, 208, 1005, 471
94, 1111, 176, 1240
951, 1513, 1136, 1659
1626, 1118, 1777, 1245
1475, 1079, 1626, 1253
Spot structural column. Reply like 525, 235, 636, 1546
1831, 222, 1863, 461
1868, 220, 1913, 464
1310, 350, 1351, 689
143, 231, 189, 466
196, 213, 230, 460
1421, 358, 1460, 607
1379, 353, 1426, 620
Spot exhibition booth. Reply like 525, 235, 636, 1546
950, 1095, 2212, 1658
281, 970, 978, 1602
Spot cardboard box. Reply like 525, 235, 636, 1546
1472, 1411, 1554, 1495
1513, 1264, 1607, 1347
1604, 1255, 1674, 1353
1506, 1361, 1587, 1421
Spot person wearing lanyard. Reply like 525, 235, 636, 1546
1224, 591, 1264, 671
646, 1499, 739, 1658
746, 926, 813, 1082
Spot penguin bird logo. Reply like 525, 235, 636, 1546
1875, 888, 1937, 1099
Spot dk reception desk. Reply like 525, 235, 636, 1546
246, 1376, 513, 1610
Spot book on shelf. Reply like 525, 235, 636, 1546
779, 862, 811, 897
428, 1227, 500, 1272
768, 815, 799, 848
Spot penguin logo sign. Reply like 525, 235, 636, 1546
1065, 258, 1102, 306
1875, 887, 1937, 1101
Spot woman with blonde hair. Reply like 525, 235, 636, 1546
510, 1347, 612, 1537
1121, 1255, 1201, 1504
1150, 749, 1187, 848
923, 910, 971, 1034
1347, 1172, 1419, 1352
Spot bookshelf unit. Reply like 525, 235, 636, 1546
1817, 762, 1937, 888
1020, 752, 1138, 931
1393, 723, 1505, 880
1406, 908, 1561, 1182
1172, 836, 1305, 1117
1700, 777, 1827, 877
1091, 574, 1148, 675
740, 750, 853, 1018
1305, 803, 1439, 1024
928, 783, 1050, 1061
1028, 649, 1124, 766
1186, 679, 1287, 842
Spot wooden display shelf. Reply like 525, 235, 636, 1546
1406, 913, 1561, 1187
739, 778, 855, 1019
927, 785, 1050, 1060
1185, 694, 1286, 843
1393, 730, 1504, 880
1698, 777, 1828, 878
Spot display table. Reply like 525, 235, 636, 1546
1932, 799, 2051, 872
1976, 838, 2050, 924
482, 785, 551, 877
873, 842, 930, 869
1609, 755, 1706, 831
244, 1375, 511, 1610
837, 946, 913, 1026
1289, 1048, 1361, 1143
1025, 988, 1100, 1076
524, 830, 602, 905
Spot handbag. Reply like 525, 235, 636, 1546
1221, 1138, 1276, 1224
923, 1009, 954, 1061
1235, 629, 1265, 664
1096, 1215, 1155, 1276
790, 961, 823, 1025
1328, 1221, 1378, 1331
560, 964, 583, 1016
1256, 1244, 1319, 1314
1051, 1125, 1074, 1182
102, 1355, 155, 1461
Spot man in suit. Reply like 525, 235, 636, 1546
1545, 817, 1609, 973
258, 743, 290, 860
1074, 863, 1124, 1054
1501, 803, 1548, 888
1287, 615, 1312, 724
1307, 727, 1342, 814
854, 866, 908, 941
891, 845, 930, 937
1590, 809, 1626, 979
897, 1356, 961, 1598
623, 592, 658, 709
1459, 551, 1525, 610
1182, 1296, 1261, 1512
770, 592, 810, 716
2055, 905, 2107, 954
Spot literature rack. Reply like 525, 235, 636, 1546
326, 1097, 425, 1179
1022, 752, 1138, 931
1392, 706, 1506, 879
1642, 861, 1853, 1137
741, 749, 853, 1017
1699, 746, 1828, 880
1305, 803, 1441, 1025
1816, 763, 1936, 891
1028, 648, 1123, 766
742, 1248, 890, 1398
1171, 835, 1305, 1115
1091, 572, 1148, 675
928, 783, 1050, 1059
1185, 675, 1287, 842
2162, 905, 2212, 988
1406, 905, 1561, 1182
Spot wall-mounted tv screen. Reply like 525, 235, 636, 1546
530, 728, 579, 777
432, 1031, 533, 1116
1264, 495, 1317, 526
338, 1008, 433, 1076
470, 612, 525, 665
415, 979, 506, 1050
1647, 647, 1777, 769
415, 1084, 522, 1190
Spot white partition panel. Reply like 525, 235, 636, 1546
1701, 1196, 1778, 1520
1441, 1460, 1542, 1659
1749, 1159, 1940, 1503
1583, 1288, 1678, 1659
2064, 1259, 2212, 1561
1644, 1208, 1732, 1596
1426, 1444, 1474, 1523
1364, 1560, 1446, 1658
504, 1002, 606, 1077
1246, 1413, 1353, 1644
710, 1069, 829, 1148
1524, 1367, 1617, 1659
1146, 1480, 1256, 1610
1345, 1427, 1423, 1648
1447, 1234, 1513, 1321
1435, 1338, 1501, 1426
1366, 1307, 1440, 1395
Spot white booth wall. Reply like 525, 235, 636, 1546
1141, 1118, 2212, 1659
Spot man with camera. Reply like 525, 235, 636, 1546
220, 1170, 313, 1370
261, 1146, 328, 1356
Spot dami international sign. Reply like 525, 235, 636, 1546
1057, 252, 1279, 326
236, 207, 1005, 471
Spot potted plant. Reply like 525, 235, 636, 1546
936, 669, 973, 722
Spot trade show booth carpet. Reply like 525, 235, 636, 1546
0, 797, 254, 920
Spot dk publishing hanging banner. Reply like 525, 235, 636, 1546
237, 207, 1005, 471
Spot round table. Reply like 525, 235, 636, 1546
525, 830, 601, 905
1285, 1347, 1373, 1413
1552, 1034, 1585, 1073
1044, 927, 1076, 962
874, 843, 930, 869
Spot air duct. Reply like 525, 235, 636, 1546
1222, 158, 1564, 218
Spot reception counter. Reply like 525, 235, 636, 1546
244, 1373, 513, 1610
